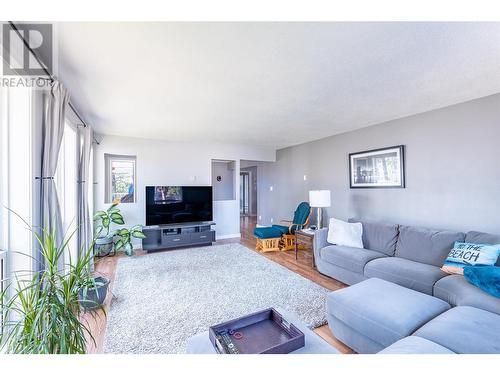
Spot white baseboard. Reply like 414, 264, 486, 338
216, 233, 241, 240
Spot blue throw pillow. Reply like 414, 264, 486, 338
441, 242, 500, 275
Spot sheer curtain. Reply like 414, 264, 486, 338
77, 125, 93, 256
38, 81, 70, 271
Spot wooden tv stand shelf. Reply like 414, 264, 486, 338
141, 221, 216, 252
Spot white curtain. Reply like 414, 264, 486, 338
77, 125, 93, 256
38, 81, 70, 271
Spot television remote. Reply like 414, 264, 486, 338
217, 332, 240, 354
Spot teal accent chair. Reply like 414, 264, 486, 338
253, 201, 311, 252
272, 201, 311, 236
273, 201, 311, 251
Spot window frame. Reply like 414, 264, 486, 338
104, 154, 137, 204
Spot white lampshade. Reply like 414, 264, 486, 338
309, 190, 331, 208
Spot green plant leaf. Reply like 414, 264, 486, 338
102, 217, 110, 228
110, 213, 124, 225
114, 239, 124, 250
124, 242, 134, 256
131, 230, 146, 239
93, 211, 107, 220
117, 228, 129, 236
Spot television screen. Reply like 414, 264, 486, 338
145, 186, 213, 226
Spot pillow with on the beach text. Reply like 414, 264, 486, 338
441, 242, 500, 275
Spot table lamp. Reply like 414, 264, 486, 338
309, 190, 331, 229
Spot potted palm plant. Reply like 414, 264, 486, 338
80, 203, 145, 309
79, 275, 110, 310
0, 220, 101, 353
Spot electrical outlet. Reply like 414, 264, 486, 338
258, 215, 262, 221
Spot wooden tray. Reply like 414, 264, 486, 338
209, 308, 305, 354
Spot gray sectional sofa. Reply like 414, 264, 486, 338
313, 219, 500, 353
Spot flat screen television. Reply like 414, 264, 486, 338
145, 186, 213, 226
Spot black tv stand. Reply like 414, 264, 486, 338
141, 221, 216, 252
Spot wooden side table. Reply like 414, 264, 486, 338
294, 230, 315, 268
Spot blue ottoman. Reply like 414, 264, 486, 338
254, 226, 283, 252
378, 336, 455, 354
414, 306, 500, 354
326, 278, 450, 353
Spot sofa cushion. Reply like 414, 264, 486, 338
316, 257, 367, 285
320, 245, 386, 274
395, 225, 465, 267
414, 306, 500, 354
378, 336, 456, 354
433, 274, 500, 315
271, 224, 289, 235
254, 226, 282, 239
349, 218, 399, 256
465, 231, 500, 266
364, 257, 447, 295
327, 278, 450, 350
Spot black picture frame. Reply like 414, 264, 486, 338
349, 145, 405, 189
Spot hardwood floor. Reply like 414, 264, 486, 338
84, 216, 354, 354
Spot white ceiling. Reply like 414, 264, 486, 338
56, 22, 500, 149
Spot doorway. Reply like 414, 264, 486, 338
240, 160, 258, 241
240, 171, 250, 215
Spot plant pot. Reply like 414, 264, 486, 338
95, 235, 115, 257
79, 276, 110, 310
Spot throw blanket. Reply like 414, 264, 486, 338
463, 266, 500, 298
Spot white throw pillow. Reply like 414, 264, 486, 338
327, 218, 364, 248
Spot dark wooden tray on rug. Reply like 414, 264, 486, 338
209, 308, 305, 354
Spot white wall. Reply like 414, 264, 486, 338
93, 135, 275, 242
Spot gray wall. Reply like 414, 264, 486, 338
257, 94, 500, 234
212, 161, 235, 201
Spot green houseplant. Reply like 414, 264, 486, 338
0, 220, 101, 353
93, 203, 124, 257
94, 203, 145, 257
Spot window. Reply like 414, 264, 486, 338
105, 154, 136, 204
0, 85, 35, 278
54, 120, 78, 261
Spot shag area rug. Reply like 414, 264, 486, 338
103, 243, 329, 354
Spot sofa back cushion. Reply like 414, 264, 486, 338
349, 218, 399, 256
395, 225, 465, 267
465, 231, 500, 266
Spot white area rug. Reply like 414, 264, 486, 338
103, 243, 329, 353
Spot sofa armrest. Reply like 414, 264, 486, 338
314, 228, 329, 259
